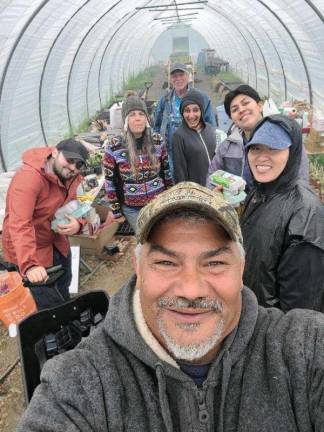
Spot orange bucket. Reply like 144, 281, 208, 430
0, 272, 37, 327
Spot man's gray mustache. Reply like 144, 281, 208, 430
157, 297, 223, 313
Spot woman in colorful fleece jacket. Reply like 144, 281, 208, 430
103, 95, 173, 232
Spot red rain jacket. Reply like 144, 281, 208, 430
2, 147, 82, 275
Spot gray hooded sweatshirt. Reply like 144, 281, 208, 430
18, 276, 324, 432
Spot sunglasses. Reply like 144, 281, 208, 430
65, 158, 84, 170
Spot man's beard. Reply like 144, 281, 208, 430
157, 297, 225, 362
53, 161, 75, 182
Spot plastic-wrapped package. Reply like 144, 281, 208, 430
209, 170, 247, 207
51, 200, 92, 232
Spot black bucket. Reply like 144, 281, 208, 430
17, 290, 109, 403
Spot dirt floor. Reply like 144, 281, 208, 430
0, 67, 223, 431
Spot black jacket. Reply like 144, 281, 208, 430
240, 114, 324, 312
173, 89, 216, 185
173, 123, 216, 185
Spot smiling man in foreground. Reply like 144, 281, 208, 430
18, 182, 324, 432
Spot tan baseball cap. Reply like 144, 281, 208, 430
136, 182, 243, 245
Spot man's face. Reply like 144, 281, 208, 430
128, 110, 147, 136
170, 70, 189, 94
135, 218, 244, 363
52, 150, 83, 181
229, 94, 263, 133
183, 103, 202, 130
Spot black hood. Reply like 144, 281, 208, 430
247, 114, 302, 195
180, 89, 206, 127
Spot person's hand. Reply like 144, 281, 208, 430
57, 215, 80, 235
114, 215, 126, 224
26, 266, 48, 283
102, 212, 125, 225
213, 184, 223, 193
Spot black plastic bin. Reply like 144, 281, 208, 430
17, 290, 109, 404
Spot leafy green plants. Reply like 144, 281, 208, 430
309, 156, 324, 187
216, 71, 241, 83
87, 152, 103, 167
122, 65, 161, 95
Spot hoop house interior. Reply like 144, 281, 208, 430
0, 0, 323, 170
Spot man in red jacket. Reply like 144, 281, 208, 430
2, 139, 89, 309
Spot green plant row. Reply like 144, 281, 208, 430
122, 65, 161, 94
309, 155, 324, 187
309, 154, 324, 167
66, 65, 162, 138
216, 70, 241, 83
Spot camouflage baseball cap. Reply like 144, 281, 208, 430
136, 182, 243, 245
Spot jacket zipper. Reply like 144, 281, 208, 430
197, 131, 211, 165
196, 388, 209, 428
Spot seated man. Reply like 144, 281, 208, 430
18, 183, 324, 431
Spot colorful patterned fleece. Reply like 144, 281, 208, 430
103, 133, 173, 218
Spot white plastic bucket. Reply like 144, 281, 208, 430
109, 103, 123, 129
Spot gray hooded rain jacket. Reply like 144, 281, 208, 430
18, 275, 324, 432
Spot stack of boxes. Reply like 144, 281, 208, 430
305, 109, 324, 154
306, 129, 324, 153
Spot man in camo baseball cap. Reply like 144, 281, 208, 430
136, 182, 242, 245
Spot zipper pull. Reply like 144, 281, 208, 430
196, 389, 209, 424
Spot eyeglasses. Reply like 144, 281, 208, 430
66, 158, 84, 170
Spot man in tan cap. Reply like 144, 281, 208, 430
18, 183, 324, 431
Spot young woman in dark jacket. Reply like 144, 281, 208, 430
240, 114, 324, 312
173, 89, 216, 185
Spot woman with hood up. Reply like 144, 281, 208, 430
240, 114, 324, 312
172, 89, 216, 185
103, 94, 173, 233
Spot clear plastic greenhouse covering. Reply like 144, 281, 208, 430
0, 0, 323, 171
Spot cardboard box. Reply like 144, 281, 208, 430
305, 128, 324, 154
68, 204, 118, 255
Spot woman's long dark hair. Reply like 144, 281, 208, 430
124, 115, 159, 174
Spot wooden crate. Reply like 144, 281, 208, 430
305, 128, 324, 153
